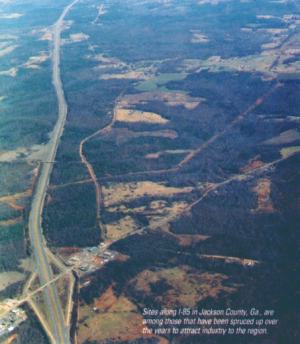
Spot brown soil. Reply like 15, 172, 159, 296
251, 178, 275, 213
176, 234, 210, 247
103, 181, 193, 207
56, 246, 81, 257
115, 108, 168, 124
78, 286, 158, 343
3, 334, 17, 344
106, 215, 138, 241
118, 91, 204, 110
240, 157, 265, 173
131, 266, 237, 308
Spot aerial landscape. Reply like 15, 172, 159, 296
0, 0, 300, 343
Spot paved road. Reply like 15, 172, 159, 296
28, 1, 79, 343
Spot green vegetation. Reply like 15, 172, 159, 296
0, 223, 23, 243
135, 73, 187, 92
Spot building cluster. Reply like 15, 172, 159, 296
64, 245, 117, 275
0, 300, 27, 339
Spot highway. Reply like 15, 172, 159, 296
28, 1, 79, 343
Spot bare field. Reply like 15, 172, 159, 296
0, 271, 24, 292
131, 266, 237, 308
115, 108, 168, 124
103, 181, 193, 207
78, 286, 157, 343
118, 91, 204, 110
251, 178, 275, 213
106, 215, 139, 241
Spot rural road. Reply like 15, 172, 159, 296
28, 0, 79, 343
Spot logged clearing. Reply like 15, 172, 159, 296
198, 0, 230, 5
280, 145, 300, 158
106, 215, 139, 241
19, 257, 35, 273
199, 254, 259, 267
0, 143, 47, 162
65, 32, 89, 44
107, 127, 178, 144
0, 34, 17, 40
0, 271, 24, 292
78, 286, 154, 343
251, 178, 275, 213
103, 181, 193, 206
0, 67, 18, 77
176, 234, 210, 247
96, 57, 155, 81
131, 266, 237, 308
0, 44, 18, 58
145, 149, 192, 159
181, 26, 300, 77
146, 200, 189, 228
264, 129, 300, 145
181, 54, 276, 75
0, 216, 22, 227
240, 157, 265, 173
3, 334, 17, 344
107, 204, 146, 213
55, 273, 73, 321
118, 91, 204, 110
191, 30, 209, 43
0, 190, 31, 210
92, 53, 126, 69
135, 72, 186, 92
115, 108, 168, 124
107, 200, 189, 235
24, 51, 49, 69
40, 30, 53, 41
93, 286, 136, 312
0, 148, 27, 162
0, 13, 23, 19
101, 70, 147, 80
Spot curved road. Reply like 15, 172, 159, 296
28, 1, 79, 343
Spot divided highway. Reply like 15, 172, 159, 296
28, 1, 79, 343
